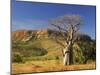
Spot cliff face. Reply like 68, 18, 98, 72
12, 30, 30, 40
12, 29, 92, 42
12, 29, 55, 41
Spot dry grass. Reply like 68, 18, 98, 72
12, 60, 96, 74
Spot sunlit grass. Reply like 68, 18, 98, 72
12, 60, 96, 74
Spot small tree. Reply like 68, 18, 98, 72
50, 15, 82, 65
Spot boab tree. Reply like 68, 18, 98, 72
50, 15, 82, 65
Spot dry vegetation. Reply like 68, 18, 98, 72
12, 60, 96, 74
12, 30, 96, 74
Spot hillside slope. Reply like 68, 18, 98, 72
12, 29, 94, 62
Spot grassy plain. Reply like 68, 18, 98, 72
12, 60, 96, 74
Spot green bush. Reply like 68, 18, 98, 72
12, 53, 25, 63
73, 44, 85, 64
73, 41, 96, 64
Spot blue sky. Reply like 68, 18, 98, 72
12, 0, 96, 39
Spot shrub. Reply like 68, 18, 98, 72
12, 53, 25, 63
55, 56, 59, 60
73, 44, 85, 64
74, 41, 96, 64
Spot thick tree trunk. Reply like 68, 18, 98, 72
63, 49, 70, 65
63, 42, 73, 65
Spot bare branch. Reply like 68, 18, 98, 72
51, 23, 68, 32
51, 23, 68, 43
49, 14, 82, 47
